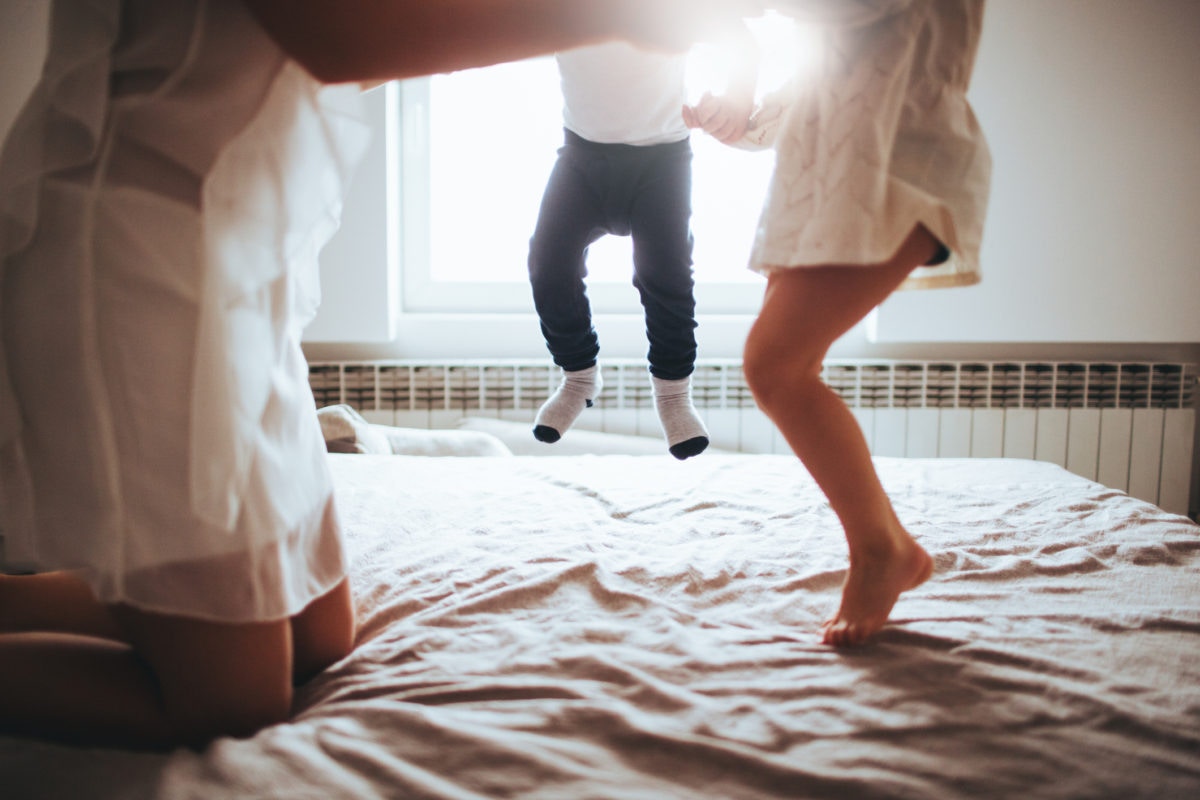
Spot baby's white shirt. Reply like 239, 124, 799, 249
556, 43, 689, 146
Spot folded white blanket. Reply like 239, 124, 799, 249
318, 405, 512, 457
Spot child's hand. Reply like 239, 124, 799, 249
682, 91, 754, 145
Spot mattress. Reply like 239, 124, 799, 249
3, 454, 1199, 799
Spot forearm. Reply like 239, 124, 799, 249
245, 0, 636, 84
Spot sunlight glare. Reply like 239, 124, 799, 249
686, 12, 822, 103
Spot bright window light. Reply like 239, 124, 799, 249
403, 14, 812, 314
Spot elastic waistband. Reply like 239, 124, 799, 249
563, 128, 691, 155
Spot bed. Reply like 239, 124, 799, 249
3, 423, 1200, 799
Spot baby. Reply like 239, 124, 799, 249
528, 35, 756, 459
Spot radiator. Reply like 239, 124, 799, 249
308, 359, 1198, 517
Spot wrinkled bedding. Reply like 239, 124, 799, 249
4, 455, 1199, 799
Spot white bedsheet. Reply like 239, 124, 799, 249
4, 455, 1199, 799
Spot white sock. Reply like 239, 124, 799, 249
533, 365, 602, 443
653, 375, 709, 460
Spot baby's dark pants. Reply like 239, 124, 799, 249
527, 129, 697, 381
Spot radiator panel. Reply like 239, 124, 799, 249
310, 359, 1198, 515
1067, 408, 1102, 481
1129, 409, 1165, 505
968, 409, 1005, 458
1097, 409, 1134, 492
1162, 409, 1197, 515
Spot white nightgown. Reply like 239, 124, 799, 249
0, 0, 369, 621
744, 0, 991, 289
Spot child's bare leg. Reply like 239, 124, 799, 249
0, 571, 123, 639
743, 227, 940, 646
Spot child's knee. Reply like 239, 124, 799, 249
742, 328, 822, 405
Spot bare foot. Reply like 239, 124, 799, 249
821, 531, 933, 647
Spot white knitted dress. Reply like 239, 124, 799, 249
744, 0, 991, 289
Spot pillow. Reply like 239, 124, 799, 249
457, 416, 697, 456
318, 405, 392, 454
317, 405, 512, 457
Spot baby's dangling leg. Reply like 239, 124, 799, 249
653, 375, 708, 460
533, 365, 602, 443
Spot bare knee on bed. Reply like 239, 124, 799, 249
290, 578, 356, 684
113, 606, 295, 746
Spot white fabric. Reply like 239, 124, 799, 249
746, 0, 991, 290
3, 455, 1198, 798
556, 43, 689, 145
375, 426, 512, 458
317, 405, 513, 457
0, 0, 369, 621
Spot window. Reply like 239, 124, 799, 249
398, 14, 809, 316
